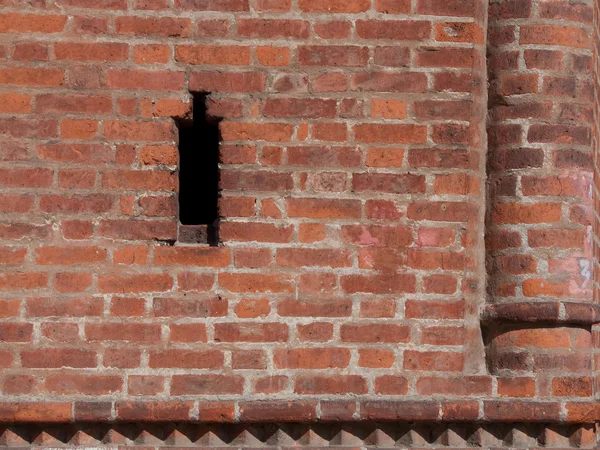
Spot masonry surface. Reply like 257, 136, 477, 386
0, 0, 599, 447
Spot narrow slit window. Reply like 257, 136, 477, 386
177, 93, 221, 245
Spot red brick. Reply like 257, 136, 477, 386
238, 19, 309, 38
38, 144, 112, 164
373, 47, 411, 67
295, 375, 367, 394
0, 68, 64, 86
354, 124, 427, 143
278, 299, 351, 317
417, 47, 474, 67
134, 44, 170, 64
25, 298, 102, 318
189, 72, 265, 92
220, 122, 293, 142
359, 349, 395, 368
60, 119, 97, 139
254, 376, 288, 394
417, 0, 476, 17
2, 375, 37, 395
154, 246, 230, 266
299, 46, 369, 67
0, 403, 73, 423
263, 98, 336, 118
0, 195, 34, 213
352, 72, 427, 92
153, 297, 227, 317
116, 16, 190, 37
314, 21, 351, 39
128, 376, 164, 396
45, 375, 122, 395
353, 173, 426, 194
234, 298, 270, 317
0, 14, 67, 33
40, 195, 114, 214
287, 198, 361, 219
175, 0, 248, 10
36, 246, 106, 265
404, 351, 464, 371
299, 0, 369, 12
276, 248, 351, 268
375, 0, 410, 13
274, 348, 350, 369
553, 377, 592, 397
484, 401, 560, 422
107, 70, 184, 90
106, 123, 175, 145
520, 25, 589, 48
239, 401, 316, 422
361, 400, 439, 420
256, 46, 290, 66
56, 0, 126, 8
341, 324, 410, 343
0, 93, 31, 113
219, 273, 293, 293
170, 324, 207, 343
436, 22, 484, 43
0, 247, 26, 264
528, 229, 584, 249
12, 42, 49, 61
214, 323, 288, 342
0, 168, 53, 188
86, 323, 161, 343
116, 401, 193, 421
149, 349, 223, 369
0, 273, 48, 291
375, 376, 409, 395
232, 349, 266, 369
21, 349, 96, 368
341, 274, 416, 294
492, 203, 562, 224
55, 42, 128, 61
73, 16, 108, 34
36, 94, 112, 114
297, 322, 334, 341
197, 18, 229, 36
98, 273, 172, 294
288, 146, 360, 167
54, 273, 93, 293
175, 45, 250, 65
539, 1, 592, 23
0, 323, 33, 342
171, 375, 244, 395
357, 20, 431, 40
418, 376, 491, 395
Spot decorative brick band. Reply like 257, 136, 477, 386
0, 400, 598, 424
1, 421, 596, 448
482, 302, 600, 326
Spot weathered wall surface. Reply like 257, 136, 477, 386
0, 0, 598, 446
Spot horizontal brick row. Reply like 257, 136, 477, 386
0, 400, 597, 423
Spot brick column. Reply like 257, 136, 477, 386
484, 0, 599, 399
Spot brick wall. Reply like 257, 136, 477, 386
0, 0, 598, 439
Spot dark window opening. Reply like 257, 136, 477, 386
177, 93, 221, 246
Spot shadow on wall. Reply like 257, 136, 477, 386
175, 93, 222, 246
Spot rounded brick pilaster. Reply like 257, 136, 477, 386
485, 0, 596, 397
